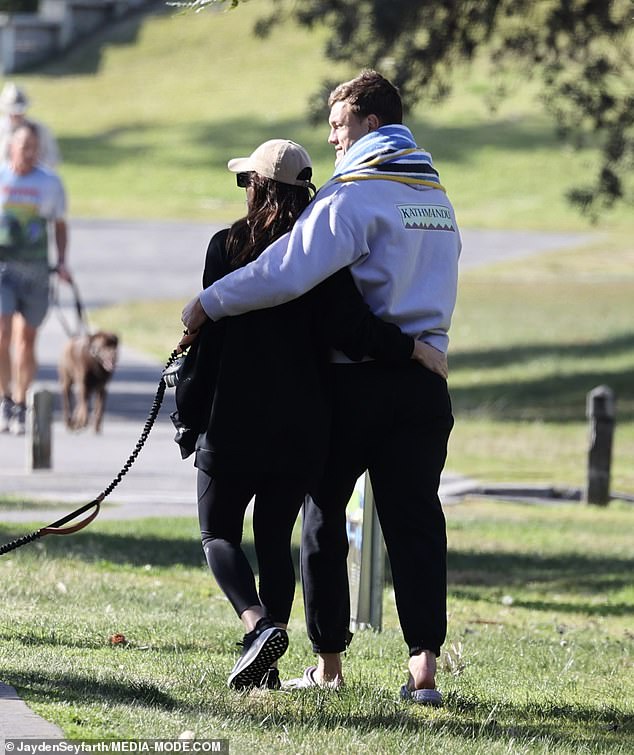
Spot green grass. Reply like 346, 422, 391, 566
1, 503, 632, 752
447, 233, 634, 494
93, 232, 634, 495
10, 2, 632, 230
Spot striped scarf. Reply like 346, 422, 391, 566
325, 124, 445, 192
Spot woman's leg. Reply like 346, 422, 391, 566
197, 469, 264, 628
198, 469, 291, 689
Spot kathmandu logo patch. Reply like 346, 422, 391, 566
397, 204, 456, 231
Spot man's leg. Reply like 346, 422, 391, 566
12, 314, 38, 405
300, 364, 377, 684
301, 465, 362, 683
0, 313, 14, 432
368, 364, 453, 687
0, 313, 13, 398
253, 475, 308, 627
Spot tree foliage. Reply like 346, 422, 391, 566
0, 0, 39, 11
192, 0, 633, 216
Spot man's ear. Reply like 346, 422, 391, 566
367, 114, 380, 131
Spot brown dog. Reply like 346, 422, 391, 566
59, 331, 119, 433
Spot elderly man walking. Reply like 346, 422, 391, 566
0, 123, 70, 435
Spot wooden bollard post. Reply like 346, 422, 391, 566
585, 385, 615, 506
27, 389, 53, 470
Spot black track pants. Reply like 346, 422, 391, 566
198, 470, 308, 625
301, 361, 453, 657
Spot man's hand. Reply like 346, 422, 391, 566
182, 295, 209, 333
412, 341, 448, 379
56, 262, 72, 283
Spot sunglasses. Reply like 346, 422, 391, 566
236, 172, 253, 188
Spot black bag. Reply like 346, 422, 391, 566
166, 323, 219, 459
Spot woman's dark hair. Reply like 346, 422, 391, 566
226, 173, 311, 268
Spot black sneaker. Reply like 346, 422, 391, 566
259, 667, 281, 690
227, 618, 288, 690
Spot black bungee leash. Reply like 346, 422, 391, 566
0, 345, 183, 556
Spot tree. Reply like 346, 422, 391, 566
186, 0, 633, 217
0, 0, 39, 10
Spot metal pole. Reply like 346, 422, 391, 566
346, 472, 385, 631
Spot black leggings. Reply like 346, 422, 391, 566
197, 469, 308, 625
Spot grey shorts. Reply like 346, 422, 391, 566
0, 260, 50, 327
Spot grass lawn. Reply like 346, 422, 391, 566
0, 502, 632, 752
10, 2, 632, 230
447, 232, 634, 494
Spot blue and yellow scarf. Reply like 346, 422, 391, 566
326, 124, 445, 192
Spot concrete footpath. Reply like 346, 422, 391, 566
0, 219, 593, 738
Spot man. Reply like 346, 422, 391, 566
182, 70, 460, 704
0, 82, 61, 169
0, 123, 71, 435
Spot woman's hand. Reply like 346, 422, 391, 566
412, 341, 448, 379
177, 329, 199, 353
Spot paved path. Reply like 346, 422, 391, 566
0, 683, 64, 739
0, 219, 593, 738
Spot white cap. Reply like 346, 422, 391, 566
0, 83, 30, 115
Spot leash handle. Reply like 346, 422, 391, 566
41, 503, 101, 535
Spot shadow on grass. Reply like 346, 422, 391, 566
2, 524, 630, 616
0, 527, 206, 568
6, 669, 177, 710
450, 332, 634, 423
0, 627, 220, 654
6, 668, 628, 748
0, 525, 300, 574
448, 549, 633, 596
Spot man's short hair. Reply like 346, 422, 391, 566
328, 70, 403, 126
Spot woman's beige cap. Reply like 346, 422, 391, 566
228, 139, 313, 187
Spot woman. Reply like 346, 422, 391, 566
184, 139, 445, 691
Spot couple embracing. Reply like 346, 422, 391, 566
179, 70, 460, 705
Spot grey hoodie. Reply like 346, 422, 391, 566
199, 177, 461, 354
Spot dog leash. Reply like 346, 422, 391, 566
0, 344, 183, 556
49, 271, 91, 338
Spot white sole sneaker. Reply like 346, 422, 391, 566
227, 626, 288, 690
